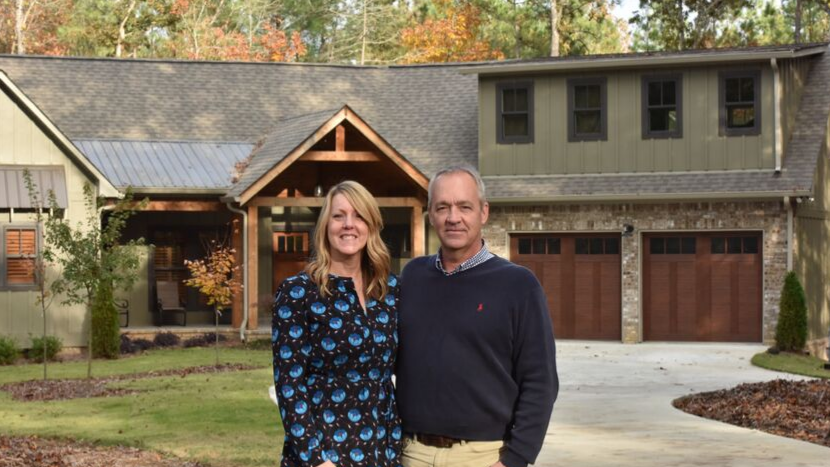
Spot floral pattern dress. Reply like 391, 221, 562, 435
272, 272, 403, 467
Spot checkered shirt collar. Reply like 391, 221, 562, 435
434, 240, 494, 276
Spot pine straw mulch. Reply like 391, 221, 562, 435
674, 378, 830, 447
0, 363, 260, 402
0, 435, 207, 467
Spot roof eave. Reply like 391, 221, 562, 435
0, 71, 122, 198
487, 190, 810, 204
460, 46, 828, 76
131, 187, 230, 195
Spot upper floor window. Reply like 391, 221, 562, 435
642, 75, 682, 139
568, 77, 607, 142
496, 81, 534, 144
2, 225, 39, 290
720, 71, 761, 136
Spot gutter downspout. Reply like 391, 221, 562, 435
772, 58, 783, 173
226, 202, 249, 341
784, 196, 793, 271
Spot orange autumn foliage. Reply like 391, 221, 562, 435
400, 0, 503, 63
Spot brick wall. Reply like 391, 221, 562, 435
483, 201, 788, 343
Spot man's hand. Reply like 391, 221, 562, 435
489, 462, 507, 467
316, 461, 336, 467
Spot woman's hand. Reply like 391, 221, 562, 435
316, 461, 336, 467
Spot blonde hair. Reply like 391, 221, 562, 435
305, 181, 390, 300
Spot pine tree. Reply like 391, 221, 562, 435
775, 271, 808, 352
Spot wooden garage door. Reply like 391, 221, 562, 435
511, 234, 621, 340
643, 233, 762, 342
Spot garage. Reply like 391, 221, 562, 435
642, 233, 762, 342
511, 234, 621, 340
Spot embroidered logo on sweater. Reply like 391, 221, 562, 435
477, 303, 484, 312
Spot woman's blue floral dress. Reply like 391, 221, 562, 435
272, 272, 403, 467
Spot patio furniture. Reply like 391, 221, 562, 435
156, 281, 187, 326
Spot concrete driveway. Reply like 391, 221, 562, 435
535, 342, 828, 467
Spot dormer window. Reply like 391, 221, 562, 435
568, 77, 607, 142
642, 74, 682, 139
720, 71, 761, 136
496, 81, 534, 144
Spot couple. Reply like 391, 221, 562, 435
272, 165, 558, 467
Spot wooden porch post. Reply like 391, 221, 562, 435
411, 205, 425, 257
231, 213, 244, 328
247, 205, 259, 330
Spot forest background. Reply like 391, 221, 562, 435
1, 1, 830, 65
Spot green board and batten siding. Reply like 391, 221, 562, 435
479, 65, 778, 176
795, 114, 830, 345
0, 84, 94, 348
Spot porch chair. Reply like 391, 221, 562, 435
156, 281, 187, 326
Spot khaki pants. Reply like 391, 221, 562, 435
401, 436, 503, 467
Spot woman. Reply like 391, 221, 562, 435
272, 181, 402, 467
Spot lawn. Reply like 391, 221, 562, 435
751, 350, 830, 379
0, 347, 284, 467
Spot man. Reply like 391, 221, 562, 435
397, 165, 558, 467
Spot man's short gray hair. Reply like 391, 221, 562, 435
427, 164, 487, 209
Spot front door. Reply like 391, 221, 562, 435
273, 232, 310, 293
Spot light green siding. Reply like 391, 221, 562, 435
480, 65, 777, 175
0, 85, 97, 348
794, 115, 830, 343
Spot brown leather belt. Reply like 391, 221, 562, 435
408, 432, 465, 448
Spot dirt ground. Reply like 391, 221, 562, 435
674, 378, 830, 447
0, 436, 207, 467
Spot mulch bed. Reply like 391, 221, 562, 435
0, 363, 260, 402
674, 379, 830, 447
0, 435, 206, 467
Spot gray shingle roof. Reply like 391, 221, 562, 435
74, 140, 253, 190
226, 108, 342, 199
0, 56, 478, 185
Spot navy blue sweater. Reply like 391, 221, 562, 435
396, 255, 558, 467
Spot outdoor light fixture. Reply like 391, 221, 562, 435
825, 327, 830, 370
622, 223, 635, 237
314, 184, 324, 197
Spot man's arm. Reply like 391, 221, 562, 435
500, 282, 558, 467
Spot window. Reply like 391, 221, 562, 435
517, 236, 560, 255
642, 75, 682, 139
649, 237, 696, 255
720, 71, 761, 136
496, 81, 534, 144
575, 237, 619, 255
2, 225, 38, 289
711, 236, 760, 255
568, 78, 607, 142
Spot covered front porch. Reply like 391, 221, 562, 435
227, 105, 430, 329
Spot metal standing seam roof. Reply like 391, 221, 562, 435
74, 140, 254, 190
0, 166, 68, 208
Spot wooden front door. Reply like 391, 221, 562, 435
511, 234, 621, 340
273, 232, 310, 293
643, 233, 762, 342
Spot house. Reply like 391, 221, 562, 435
0, 43, 828, 358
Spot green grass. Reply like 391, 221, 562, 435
0, 347, 283, 467
0, 347, 271, 385
751, 351, 830, 379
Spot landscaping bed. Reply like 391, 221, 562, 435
0, 435, 206, 467
674, 378, 830, 447
0, 363, 258, 402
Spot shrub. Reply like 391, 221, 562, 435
29, 336, 63, 363
245, 338, 271, 350
120, 335, 138, 354
91, 281, 120, 359
132, 338, 155, 352
0, 336, 21, 365
153, 332, 181, 347
775, 271, 808, 352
